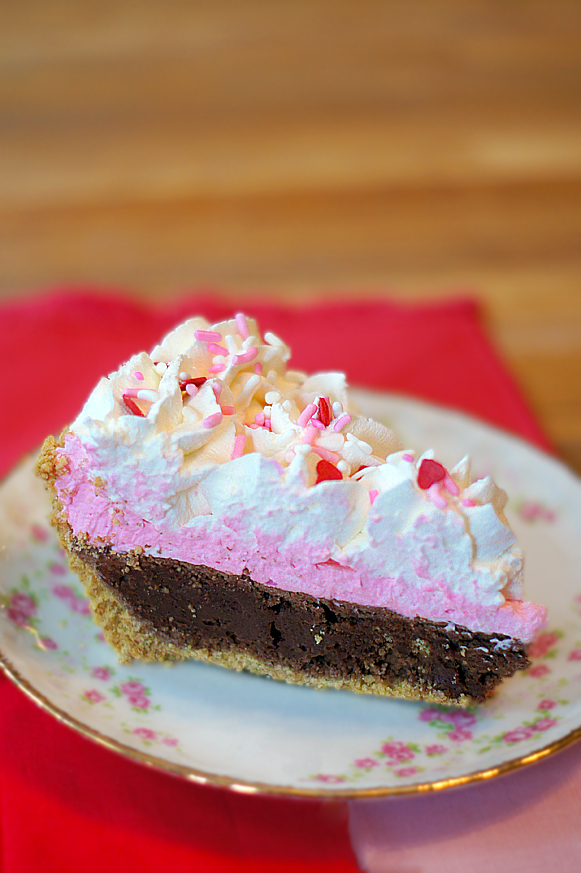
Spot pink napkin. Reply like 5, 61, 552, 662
0, 289, 561, 873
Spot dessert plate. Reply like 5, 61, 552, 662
1, 391, 581, 798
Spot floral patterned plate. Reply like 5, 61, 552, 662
1, 392, 581, 798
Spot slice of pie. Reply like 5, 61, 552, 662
37, 313, 546, 706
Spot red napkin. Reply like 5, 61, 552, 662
0, 289, 552, 873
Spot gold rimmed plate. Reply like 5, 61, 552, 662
1, 391, 581, 797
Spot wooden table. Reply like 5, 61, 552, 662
1, 0, 580, 471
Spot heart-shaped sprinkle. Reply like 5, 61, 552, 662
315, 459, 343, 484
417, 459, 446, 490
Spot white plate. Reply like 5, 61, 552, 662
1, 391, 581, 798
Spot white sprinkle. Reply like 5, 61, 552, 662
282, 400, 292, 412
179, 371, 189, 381
212, 355, 225, 364
262, 348, 278, 363
265, 330, 284, 347
263, 406, 272, 419
225, 334, 239, 354
154, 362, 167, 376
337, 460, 350, 474
265, 390, 281, 404
296, 444, 312, 456
332, 401, 343, 417
266, 371, 278, 385
277, 429, 296, 446
137, 389, 158, 402
235, 373, 261, 403
345, 432, 372, 454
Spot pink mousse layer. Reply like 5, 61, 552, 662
55, 437, 546, 643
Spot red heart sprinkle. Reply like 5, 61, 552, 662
318, 397, 332, 427
122, 394, 145, 417
417, 459, 446, 490
315, 459, 343, 484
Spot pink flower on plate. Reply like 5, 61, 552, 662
52, 584, 74, 599
315, 774, 345, 784
133, 727, 156, 741
448, 729, 472, 743
503, 727, 534, 743
120, 681, 146, 696
31, 524, 49, 542
91, 667, 111, 681
49, 562, 67, 576
426, 744, 447, 755
528, 632, 559, 659
567, 649, 581, 662
6, 607, 32, 627
354, 758, 379, 769
10, 593, 37, 617
443, 710, 477, 729
40, 637, 58, 650
84, 689, 105, 704
528, 664, 550, 678
537, 699, 557, 710
71, 598, 91, 616
127, 694, 150, 709
381, 742, 415, 762
162, 737, 179, 747
394, 767, 418, 778
418, 708, 444, 723
533, 718, 558, 732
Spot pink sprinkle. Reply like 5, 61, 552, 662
123, 388, 140, 397
202, 412, 223, 429
311, 446, 340, 464
402, 453, 414, 462
263, 419, 272, 431
185, 384, 198, 397
369, 489, 379, 505
232, 347, 258, 365
195, 330, 222, 342
208, 364, 225, 374
235, 313, 249, 339
207, 342, 228, 356
254, 363, 263, 375
248, 423, 260, 429
301, 424, 319, 445
333, 413, 352, 432
212, 382, 223, 399
221, 405, 236, 415
134, 371, 144, 381
428, 483, 448, 509
255, 412, 265, 426
462, 498, 477, 507
231, 434, 246, 459
443, 474, 460, 496
310, 419, 325, 430
298, 403, 318, 428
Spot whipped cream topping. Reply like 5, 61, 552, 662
57, 314, 546, 643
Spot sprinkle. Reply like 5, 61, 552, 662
212, 382, 222, 399
185, 384, 198, 397
263, 418, 272, 431
179, 371, 189, 381
302, 425, 319, 445
207, 343, 228, 356
202, 412, 223, 429
255, 412, 265, 426
123, 388, 140, 397
265, 390, 281, 404
154, 362, 167, 376
337, 460, 350, 474
248, 423, 260, 429
402, 453, 414, 463
137, 389, 158, 402
310, 419, 325, 430
298, 403, 318, 428
263, 349, 278, 363
417, 459, 447, 490
235, 313, 249, 339
369, 489, 379, 505
263, 406, 271, 419
315, 459, 343, 484
346, 433, 372, 455
333, 413, 352, 432
235, 373, 261, 403
318, 396, 332, 426
212, 355, 226, 364
231, 434, 246, 459
221, 405, 236, 415
134, 371, 144, 381
428, 483, 448, 509
462, 498, 477, 507
282, 400, 292, 412
266, 369, 278, 384
443, 474, 460, 496
332, 401, 343, 417
254, 363, 263, 375
296, 444, 312, 456
208, 364, 225, 374
180, 377, 207, 391
225, 334, 238, 354
264, 330, 284, 347
311, 446, 340, 464
232, 347, 258, 365
122, 394, 145, 417
277, 430, 296, 446
195, 330, 222, 342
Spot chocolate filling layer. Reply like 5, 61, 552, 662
78, 546, 529, 703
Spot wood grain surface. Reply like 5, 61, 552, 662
1, 0, 580, 471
